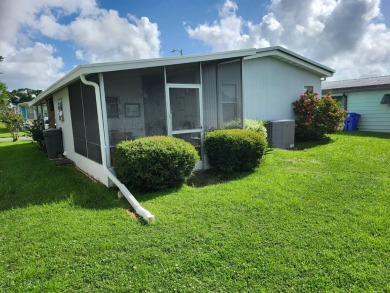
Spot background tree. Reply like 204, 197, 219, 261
0, 55, 8, 109
8, 88, 43, 105
0, 82, 9, 110
0, 55, 25, 141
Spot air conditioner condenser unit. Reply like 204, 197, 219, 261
265, 119, 295, 149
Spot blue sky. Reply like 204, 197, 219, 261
1, 0, 390, 90
103, 0, 271, 56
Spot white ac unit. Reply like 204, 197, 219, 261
265, 119, 295, 149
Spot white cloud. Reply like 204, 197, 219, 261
0, 0, 161, 90
187, 0, 269, 51
1, 43, 64, 90
68, 11, 160, 63
186, 0, 390, 80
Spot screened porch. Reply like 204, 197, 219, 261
67, 58, 243, 169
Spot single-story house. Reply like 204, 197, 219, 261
14, 102, 48, 126
30, 46, 333, 221
322, 75, 390, 133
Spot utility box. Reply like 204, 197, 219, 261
43, 128, 64, 159
265, 119, 295, 149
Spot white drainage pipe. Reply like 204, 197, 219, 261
80, 74, 155, 223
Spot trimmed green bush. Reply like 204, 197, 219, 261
114, 136, 199, 192
205, 129, 267, 173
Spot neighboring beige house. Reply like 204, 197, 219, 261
14, 102, 37, 124
322, 76, 390, 133
14, 102, 49, 128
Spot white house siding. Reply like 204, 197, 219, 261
347, 90, 390, 133
242, 57, 321, 121
53, 87, 73, 156
53, 87, 110, 186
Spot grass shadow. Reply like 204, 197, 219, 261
132, 185, 184, 203
125, 167, 257, 203
335, 130, 390, 139
186, 168, 255, 188
291, 136, 335, 150
0, 142, 127, 211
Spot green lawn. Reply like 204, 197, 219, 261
0, 121, 27, 138
0, 132, 389, 292
0, 122, 10, 138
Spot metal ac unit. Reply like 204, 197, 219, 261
265, 119, 295, 149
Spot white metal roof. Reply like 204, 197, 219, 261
322, 75, 390, 92
31, 46, 334, 106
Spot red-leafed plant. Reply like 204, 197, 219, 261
292, 91, 347, 140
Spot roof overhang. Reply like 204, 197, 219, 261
322, 75, 390, 94
30, 46, 334, 106
244, 46, 335, 78
322, 84, 390, 95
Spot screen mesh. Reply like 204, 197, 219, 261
68, 74, 102, 164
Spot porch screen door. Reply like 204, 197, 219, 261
167, 85, 203, 169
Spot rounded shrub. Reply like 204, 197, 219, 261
114, 136, 199, 192
204, 129, 267, 173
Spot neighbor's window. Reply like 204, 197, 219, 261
26, 107, 35, 119
333, 95, 347, 110
304, 86, 314, 92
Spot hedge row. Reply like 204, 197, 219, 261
114, 128, 267, 192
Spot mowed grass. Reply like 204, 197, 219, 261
0, 122, 10, 138
0, 121, 27, 138
0, 132, 389, 292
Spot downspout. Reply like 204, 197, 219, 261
80, 74, 155, 223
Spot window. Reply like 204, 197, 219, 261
26, 107, 35, 119
217, 60, 242, 127
304, 86, 313, 92
106, 97, 119, 118
221, 84, 238, 123
333, 95, 347, 110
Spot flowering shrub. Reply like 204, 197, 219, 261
292, 91, 347, 140
0, 110, 23, 141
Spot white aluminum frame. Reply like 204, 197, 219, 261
165, 63, 204, 169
